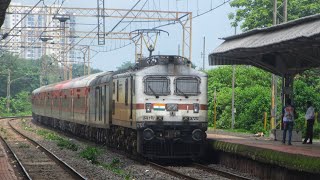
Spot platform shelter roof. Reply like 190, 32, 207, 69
0, 0, 10, 28
209, 14, 320, 76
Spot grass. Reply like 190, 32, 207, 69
18, 143, 30, 148
21, 119, 78, 151
100, 158, 131, 180
79, 146, 102, 164
0, 127, 7, 134
79, 146, 131, 179
207, 127, 271, 137
19, 119, 131, 178
36, 129, 78, 151
21, 119, 35, 132
20, 120, 78, 151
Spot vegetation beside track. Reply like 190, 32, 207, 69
79, 146, 131, 179
20, 119, 131, 179
21, 120, 78, 151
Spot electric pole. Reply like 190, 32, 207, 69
231, 65, 235, 129
40, 36, 53, 86
53, 15, 70, 81
201, 36, 205, 70
271, 0, 277, 129
6, 69, 11, 112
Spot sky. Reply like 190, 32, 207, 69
12, 0, 238, 71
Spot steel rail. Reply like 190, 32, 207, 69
0, 136, 32, 179
192, 163, 252, 180
147, 161, 198, 180
0, 116, 32, 120
7, 118, 87, 180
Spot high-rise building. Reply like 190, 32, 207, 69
0, 3, 76, 64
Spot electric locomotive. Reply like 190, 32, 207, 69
32, 55, 208, 159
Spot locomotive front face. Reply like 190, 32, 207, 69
135, 64, 208, 158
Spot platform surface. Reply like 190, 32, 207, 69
206, 130, 320, 174
206, 130, 320, 158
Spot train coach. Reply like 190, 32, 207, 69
32, 55, 208, 159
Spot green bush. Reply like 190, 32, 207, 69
251, 121, 265, 134
313, 123, 320, 139
36, 129, 78, 151
79, 146, 102, 164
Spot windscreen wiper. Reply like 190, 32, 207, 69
176, 87, 188, 98
148, 85, 159, 98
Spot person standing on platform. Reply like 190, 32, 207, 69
282, 99, 295, 145
303, 101, 315, 144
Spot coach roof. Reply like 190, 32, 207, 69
33, 72, 106, 94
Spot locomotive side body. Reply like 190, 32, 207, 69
32, 56, 208, 159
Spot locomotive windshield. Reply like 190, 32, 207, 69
144, 76, 170, 96
175, 77, 200, 96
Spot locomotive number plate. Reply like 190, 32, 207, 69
189, 117, 199, 121
143, 116, 156, 121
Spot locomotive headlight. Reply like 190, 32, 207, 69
192, 129, 203, 141
193, 103, 199, 113
143, 128, 155, 141
145, 103, 152, 113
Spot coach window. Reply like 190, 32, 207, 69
101, 85, 106, 122
144, 76, 170, 96
95, 87, 101, 121
113, 81, 115, 94
133, 79, 135, 96
116, 80, 119, 102
174, 77, 201, 96
125, 78, 128, 105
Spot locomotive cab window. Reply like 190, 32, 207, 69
144, 76, 170, 97
175, 77, 200, 96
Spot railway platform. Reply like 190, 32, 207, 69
0, 140, 17, 180
206, 130, 320, 179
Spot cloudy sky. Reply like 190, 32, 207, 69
13, 0, 238, 71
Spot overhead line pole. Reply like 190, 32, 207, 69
280, 0, 288, 129
97, 0, 106, 45
271, 0, 277, 130
231, 26, 237, 129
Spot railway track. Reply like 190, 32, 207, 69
1, 116, 253, 180
0, 117, 87, 180
192, 163, 252, 180
146, 161, 253, 180
147, 161, 198, 180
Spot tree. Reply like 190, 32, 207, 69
116, 61, 135, 71
72, 63, 102, 78
228, 0, 320, 31
207, 66, 273, 132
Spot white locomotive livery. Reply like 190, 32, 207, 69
32, 55, 208, 158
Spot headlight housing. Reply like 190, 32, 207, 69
192, 129, 203, 141
143, 128, 155, 140
193, 103, 199, 113
145, 103, 152, 113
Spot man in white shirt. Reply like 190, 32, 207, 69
303, 101, 315, 144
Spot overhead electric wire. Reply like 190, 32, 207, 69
106, 0, 143, 37
1, 0, 43, 45
89, 0, 148, 56
192, 0, 231, 20
14, 0, 66, 58
151, 0, 231, 29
